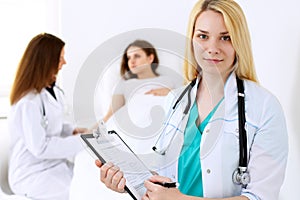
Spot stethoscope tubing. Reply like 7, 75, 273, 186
153, 75, 249, 186
39, 85, 64, 129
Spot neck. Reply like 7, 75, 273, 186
203, 72, 225, 91
198, 71, 229, 105
137, 66, 157, 79
195, 70, 231, 123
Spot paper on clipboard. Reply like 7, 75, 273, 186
80, 123, 154, 200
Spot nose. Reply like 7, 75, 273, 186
128, 58, 135, 66
207, 39, 220, 55
58, 58, 66, 70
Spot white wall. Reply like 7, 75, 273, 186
0, 0, 61, 118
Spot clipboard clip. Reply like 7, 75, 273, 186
92, 120, 107, 141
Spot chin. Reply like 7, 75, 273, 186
130, 70, 139, 75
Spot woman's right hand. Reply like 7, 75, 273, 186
95, 160, 126, 193
73, 127, 89, 135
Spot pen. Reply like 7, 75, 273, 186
153, 181, 178, 188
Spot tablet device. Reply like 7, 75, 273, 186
81, 130, 153, 200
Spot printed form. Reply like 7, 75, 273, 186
83, 131, 153, 200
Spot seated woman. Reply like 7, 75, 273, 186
8, 33, 88, 200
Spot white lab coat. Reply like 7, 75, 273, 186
158, 72, 288, 200
8, 87, 84, 200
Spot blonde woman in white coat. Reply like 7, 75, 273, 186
95, 0, 288, 200
8, 33, 87, 200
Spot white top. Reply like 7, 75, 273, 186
8, 87, 83, 191
112, 75, 178, 128
114, 75, 177, 98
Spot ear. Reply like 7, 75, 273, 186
148, 54, 155, 63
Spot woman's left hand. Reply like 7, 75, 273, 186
142, 175, 183, 200
145, 87, 171, 96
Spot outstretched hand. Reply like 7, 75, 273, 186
73, 127, 89, 135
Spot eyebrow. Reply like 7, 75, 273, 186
195, 29, 229, 35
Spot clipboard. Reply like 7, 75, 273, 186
81, 130, 154, 200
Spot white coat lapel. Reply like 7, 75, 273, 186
200, 100, 225, 158
43, 88, 61, 109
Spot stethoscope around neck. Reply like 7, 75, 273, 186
40, 85, 64, 129
152, 76, 250, 187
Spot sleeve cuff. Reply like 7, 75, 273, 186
242, 192, 260, 200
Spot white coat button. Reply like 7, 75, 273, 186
206, 129, 210, 133
207, 169, 211, 174
235, 128, 239, 133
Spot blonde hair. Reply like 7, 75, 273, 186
183, 0, 258, 83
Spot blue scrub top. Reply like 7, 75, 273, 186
178, 98, 223, 196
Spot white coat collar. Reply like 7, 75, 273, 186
40, 87, 61, 108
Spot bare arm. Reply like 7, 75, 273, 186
102, 94, 125, 122
87, 94, 125, 132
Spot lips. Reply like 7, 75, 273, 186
204, 58, 223, 64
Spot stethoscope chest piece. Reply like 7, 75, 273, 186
232, 168, 250, 187
41, 115, 48, 129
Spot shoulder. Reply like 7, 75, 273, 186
244, 80, 286, 127
17, 90, 40, 105
244, 80, 282, 107
10, 90, 42, 115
